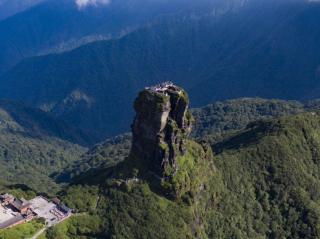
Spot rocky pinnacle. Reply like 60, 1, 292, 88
130, 82, 193, 178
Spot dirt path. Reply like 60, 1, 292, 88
29, 227, 47, 239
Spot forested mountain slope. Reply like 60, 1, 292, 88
60, 98, 305, 179
191, 98, 305, 139
2, 0, 320, 138
0, 100, 88, 193
0, 0, 244, 75
42, 87, 320, 239
0, 97, 306, 197
207, 113, 320, 238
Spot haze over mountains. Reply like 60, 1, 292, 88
0, 0, 246, 75
1, 0, 320, 139
0, 0, 45, 20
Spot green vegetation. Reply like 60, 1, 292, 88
0, 101, 87, 194
59, 134, 131, 182
0, 131, 84, 194
61, 98, 306, 181
1, 96, 304, 197
46, 111, 320, 238
192, 98, 304, 142
100, 183, 194, 238
44, 215, 102, 239
57, 182, 195, 239
204, 112, 320, 238
1, 97, 320, 238
0, 218, 44, 239
62, 185, 100, 213
50, 128, 217, 238
5, 187, 37, 201
52, 129, 215, 238
165, 140, 214, 201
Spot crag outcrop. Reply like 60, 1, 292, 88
130, 82, 193, 178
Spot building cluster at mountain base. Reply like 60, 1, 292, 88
0, 194, 71, 229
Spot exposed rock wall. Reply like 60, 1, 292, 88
130, 83, 193, 177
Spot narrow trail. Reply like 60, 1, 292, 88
29, 227, 47, 239
94, 195, 101, 210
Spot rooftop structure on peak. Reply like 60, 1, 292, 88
145, 81, 181, 94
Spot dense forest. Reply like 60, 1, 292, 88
41, 98, 320, 238
5, 97, 304, 198
1, 95, 320, 238
0, 100, 87, 193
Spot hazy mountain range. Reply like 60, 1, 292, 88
0, 0, 45, 20
0, 0, 247, 75
1, 0, 320, 139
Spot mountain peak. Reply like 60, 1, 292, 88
130, 82, 193, 178
127, 83, 213, 200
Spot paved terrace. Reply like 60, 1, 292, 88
29, 196, 70, 227
0, 205, 24, 229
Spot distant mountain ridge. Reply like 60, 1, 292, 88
2, 0, 320, 139
0, 0, 44, 20
0, 0, 246, 75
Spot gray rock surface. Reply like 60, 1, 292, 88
130, 82, 192, 177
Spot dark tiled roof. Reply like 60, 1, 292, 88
11, 199, 31, 210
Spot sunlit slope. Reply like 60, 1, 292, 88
49, 112, 320, 238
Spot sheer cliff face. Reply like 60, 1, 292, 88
130, 83, 193, 177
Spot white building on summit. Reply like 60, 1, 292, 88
145, 82, 183, 96
146, 81, 174, 92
